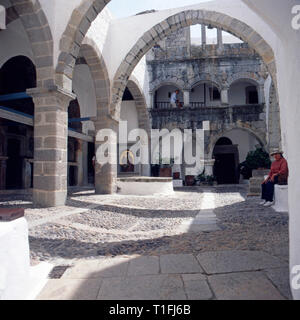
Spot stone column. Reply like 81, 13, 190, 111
217, 28, 223, 48
149, 91, 154, 109
201, 24, 206, 46
183, 90, 190, 107
82, 141, 89, 186
221, 88, 229, 105
27, 87, 75, 207
258, 85, 265, 104
76, 140, 84, 186
94, 116, 118, 194
204, 159, 215, 176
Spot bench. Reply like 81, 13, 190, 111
0, 208, 24, 221
272, 185, 289, 212
0, 208, 52, 299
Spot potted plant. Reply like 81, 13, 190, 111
195, 171, 205, 185
172, 163, 181, 180
239, 147, 271, 179
158, 156, 174, 177
185, 175, 195, 186
206, 175, 217, 186
195, 170, 217, 186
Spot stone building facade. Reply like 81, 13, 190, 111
147, 26, 280, 183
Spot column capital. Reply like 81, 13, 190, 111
27, 86, 76, 109
221, 86, 230, 91
221, 88, 229, 105
94, 115, 119, 132
204, 159, 216, 165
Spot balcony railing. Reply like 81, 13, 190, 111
154, 101, 211, 109
154, 102, 174, 109
190, 102, 206, 108
150, 104, 265, 128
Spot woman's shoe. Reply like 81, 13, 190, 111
260, 200, 266, 205
264, 201, 274, 207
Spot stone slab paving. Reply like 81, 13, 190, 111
62, 257, 130, 279
182, 274, 213, 300
197, 250, 287, 274
37, 278, 103, 300
208, 272, 285, 300
160, 254, 203, 274
1, 185, 292, 299
97, 274, 187, 300
264, 267, 293, 300
37, 252, 288, 300
127, 256, 160, 276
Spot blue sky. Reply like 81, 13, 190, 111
106, 0, 213, 19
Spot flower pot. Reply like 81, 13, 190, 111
173, 172, 180, 180
159, 167, 172, 177
185, 175, 195, 186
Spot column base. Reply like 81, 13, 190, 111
204, 159, 216, 176
95, 181, 117, 195
33, 190, 67, 208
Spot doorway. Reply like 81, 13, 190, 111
214, 153, 236, 184
213, 137, 239, 184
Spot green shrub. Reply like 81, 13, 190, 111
239, 147, 271, 179
196, 170, 216, 185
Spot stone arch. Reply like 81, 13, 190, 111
207, 124, 267, 159
188, 73, 223, 91
126, 76, 151, 135
78, 40, 111, 118
150, 79, 185, 93
112, 9, 276, 119
267, 81, 281, 150
56, 0, 111, 89
8, 0, 54, 88
227, 72, 264, 88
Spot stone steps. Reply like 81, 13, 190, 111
248, 169, 269, 196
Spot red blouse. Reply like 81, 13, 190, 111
268, 157, 289, 179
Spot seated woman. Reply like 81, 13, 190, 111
260, 149, 289, 207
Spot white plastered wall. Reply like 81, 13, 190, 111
190, 84, 220, 106
223, 129, 260, 163
39, 0, 83, 69
119, 100, 144, 175
120, 101, 139, 138
72, 64, 97, 134
228, 81, 257, 105
0, 19, 34, 68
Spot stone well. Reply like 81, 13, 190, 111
117, 177, 174, 196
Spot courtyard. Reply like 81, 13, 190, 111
0, 0, 299, 301
0, 185, 291, 300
